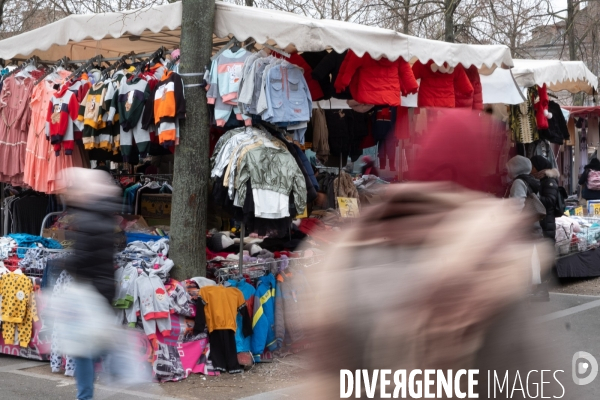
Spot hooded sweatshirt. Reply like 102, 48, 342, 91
507, 155, 543, 238
507, 155, 534, 211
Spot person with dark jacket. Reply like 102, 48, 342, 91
579, 158, 600, 201
530, 155, 560, 241
63, 168, 120, 400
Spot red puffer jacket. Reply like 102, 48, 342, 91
466, 65, 483, 110
454, 65, 482, 110
534, 84, 549, 130
334, 51, 418, 106
412, 60, 473, 108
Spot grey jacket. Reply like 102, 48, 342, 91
237, 146, 307, 214
275, 269, 310, 347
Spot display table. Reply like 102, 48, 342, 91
555, 247, 600, 278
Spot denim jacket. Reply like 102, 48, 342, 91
261, 63, 312, 124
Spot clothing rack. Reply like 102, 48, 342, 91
316, 165, 340, 175
3, 56, 40, 78
261, 43, 291, 58
130, 46, 166, 80
13, 246, 70, 278
211, 37, 240, 61
8, 51, 163, 66
214, 255, 320, 283
66, 55, 103, 81
34, 57, 71, 85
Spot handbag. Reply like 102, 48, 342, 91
523, 186, 547, 220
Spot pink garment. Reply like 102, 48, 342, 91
24, 76, 68, 193
0, 76, 34, 185
24, 73, 84, 194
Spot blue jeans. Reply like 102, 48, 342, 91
74, 357, 95, 400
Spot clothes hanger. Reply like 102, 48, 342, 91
230, 39, 242, 53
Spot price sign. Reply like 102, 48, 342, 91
575, 206, 584, 216
337, 197, 359, 218
592, 204, 600, 216
296, 206, 308, 219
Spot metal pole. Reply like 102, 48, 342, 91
238, 222, 245, 276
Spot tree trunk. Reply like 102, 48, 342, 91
402, 0, 410, 35
170, 0, 215, 279
444, 0, 455, 43
567, 0, 576, 61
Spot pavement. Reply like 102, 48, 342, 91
1, 292, 600, 399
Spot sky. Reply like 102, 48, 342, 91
550, 0, 566, 15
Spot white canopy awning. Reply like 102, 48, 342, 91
0, 1, 513, 71
512, 59, 597, 93
481, 59, 598, 104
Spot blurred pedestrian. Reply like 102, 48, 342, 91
305, 110, 561, 399
62, 168, 120, 400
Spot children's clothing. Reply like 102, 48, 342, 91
227, 279, 255, 353
78, 82, 107, 149
0, 76, 34, 185
113, 263, 139, 309
207, 49, 252, 127
46, 85, 78, 156
208, 330, 242, 373
0, 272, 38, 347
128, 274, 171, 339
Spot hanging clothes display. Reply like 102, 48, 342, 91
1, 49, 185, 194
334, 50, 419, 106
509, 88, 539, 144
539, 101, 570, 145
207, 48, 252, 127
210, 125, 307, 237
194, 285, 251, 374
411, 60, 473, 108
23, 70, 79, 194
311, 50, 352, 100
0, 76, 33, 185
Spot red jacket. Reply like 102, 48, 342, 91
454, 65, 481, 109
412, 60, 473, 108
334, 51, 418, 106
534, 84, 549, 130
465, 65, 483, 110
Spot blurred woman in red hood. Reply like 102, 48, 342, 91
410, 108, 506, 195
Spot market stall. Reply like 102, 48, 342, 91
0, 0, 531, 384
481, 60, 600, 277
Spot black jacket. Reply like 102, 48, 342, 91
539, 101, 569, 144
536, 168, 560, 241
311, 51, 352, 100
579, 161, 600, 200
64, 199, 118, 305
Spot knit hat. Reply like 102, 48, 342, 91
530, 155, 552, 172
208, 233, 235, 252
